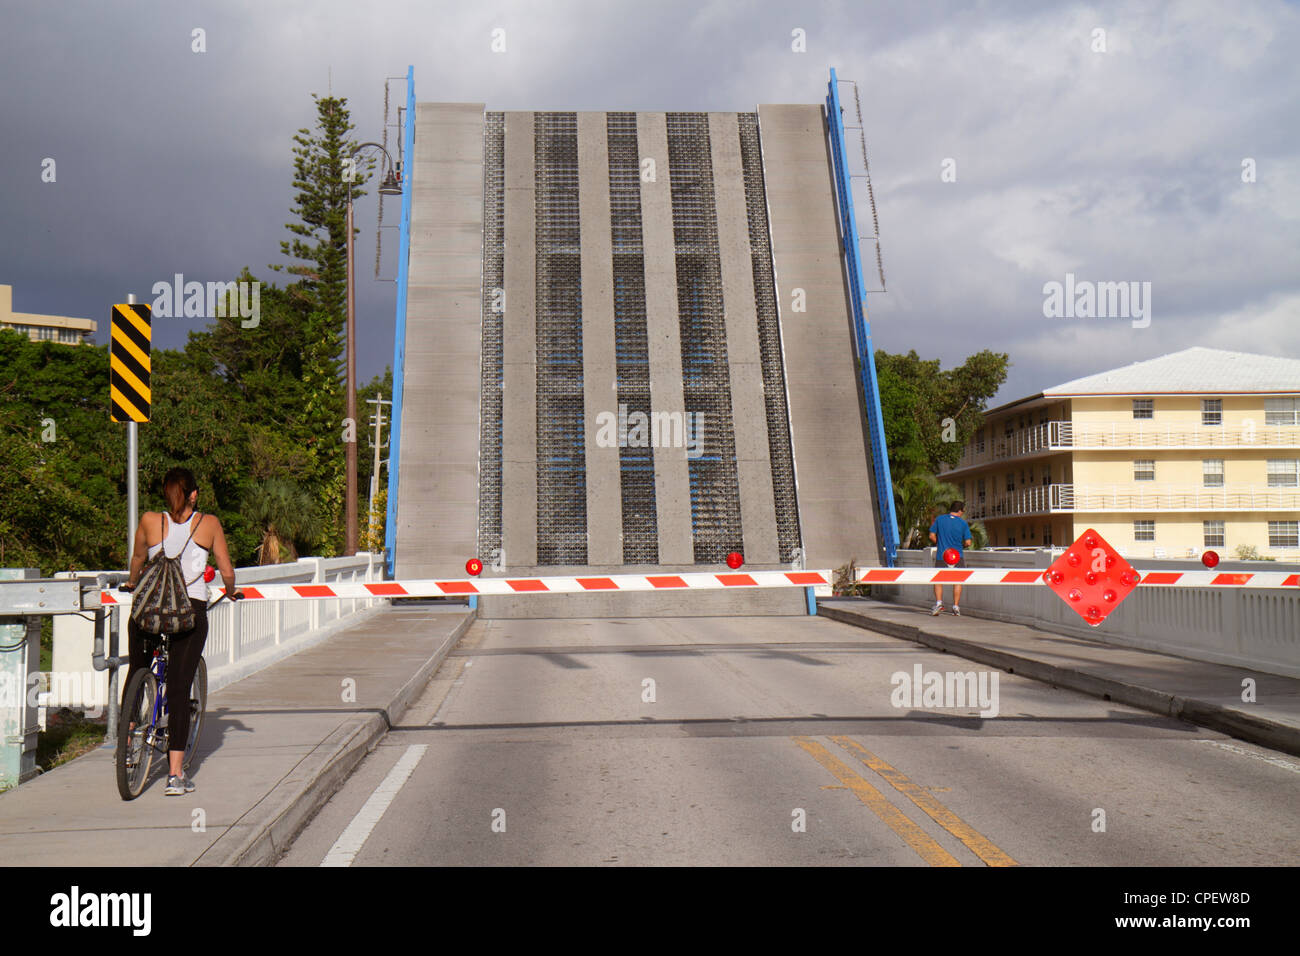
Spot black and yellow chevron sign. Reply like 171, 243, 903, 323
110, 303, 151, 422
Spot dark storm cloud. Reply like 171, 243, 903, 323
2, 0, 1297, 402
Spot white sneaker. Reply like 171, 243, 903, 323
952, 605, 961, 617
931, 602, 944, 616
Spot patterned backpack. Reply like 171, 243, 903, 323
131, 513, 205, 634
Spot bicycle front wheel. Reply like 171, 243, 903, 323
116, 668, 159, 800
182, 656, 207, 771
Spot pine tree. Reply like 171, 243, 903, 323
269, 94, 373, 554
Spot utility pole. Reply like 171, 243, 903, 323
345, 196, 358, 555
366, 395, 391, 550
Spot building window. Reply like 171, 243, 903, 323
1203, 459, 1224, 488
1266, 459, 1300, 488
976, 478, 985, 503
975, 429, 985, 453
1132, 398, 1153, 419
1042, 467, 1050, 486
1134, 460, 1155, 481
1268, 521, 1299, 548
1265, 397, 1299, 426
1043, 524, 1052, 546
1004, 419, 1014, 436
1006, 473, 1015, 492
1202, 398, 1223, 426
1134, 520, 1155, 542
1007, 536, 1016, 546
1203, 521, 1225, 548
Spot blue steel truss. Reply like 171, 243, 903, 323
825, 68, 899, 566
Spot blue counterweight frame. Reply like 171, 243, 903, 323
825, 68, 899, 566
384, 66, 416, 577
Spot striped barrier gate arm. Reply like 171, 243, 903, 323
98, 568, 1300, 605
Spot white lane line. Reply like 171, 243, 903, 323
1198, 739, 1300, 774
320, 745, 428, 867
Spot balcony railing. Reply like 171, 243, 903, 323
950, 421, 1300, 471
968, 483, 1300, 518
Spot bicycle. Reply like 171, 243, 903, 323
113, 586, 241, 800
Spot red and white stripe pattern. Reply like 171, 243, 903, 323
857, 568, 1300, 588
99, 570, 837, 604
97, 567, 1300, 605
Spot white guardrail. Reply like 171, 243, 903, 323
43, 554, 386, 721
870, 549, 1300, 679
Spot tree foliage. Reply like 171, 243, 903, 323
874, 348, 1009, 549
0, 92, 391, 574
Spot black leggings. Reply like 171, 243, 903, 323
127, 598, 208, 756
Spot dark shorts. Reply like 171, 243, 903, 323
935, 554, 967, 568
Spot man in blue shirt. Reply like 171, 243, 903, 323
929, 500, 973, 616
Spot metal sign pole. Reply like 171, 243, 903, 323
126, 293, 138, 563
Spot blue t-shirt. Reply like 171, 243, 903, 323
930, 513, 971, 554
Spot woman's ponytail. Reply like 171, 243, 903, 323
162, 467, 198, 521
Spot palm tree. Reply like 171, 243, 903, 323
893, 471, 961, 550
243, 478, 323, 564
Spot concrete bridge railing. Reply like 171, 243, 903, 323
867, 549, 1300, 679
46, 553, 388, 716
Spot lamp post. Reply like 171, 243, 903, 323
345, 143, 402, 554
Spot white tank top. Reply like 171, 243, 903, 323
147, 512, 210, 601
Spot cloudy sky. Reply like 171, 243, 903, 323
2, 0, 1297, 404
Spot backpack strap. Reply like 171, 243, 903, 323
183, 514, 207, 586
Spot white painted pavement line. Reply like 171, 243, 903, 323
320, 745, 428, 867
1197, 739, 1300, 774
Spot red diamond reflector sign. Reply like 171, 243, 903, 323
1042, 528, 1139, 627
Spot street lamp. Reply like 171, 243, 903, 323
345, 142, 402, 555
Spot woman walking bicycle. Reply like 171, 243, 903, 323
120, 467, 241, 795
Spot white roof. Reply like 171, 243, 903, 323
1044, 347, 1300, 396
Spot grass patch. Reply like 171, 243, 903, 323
40, 617, 52, 672
36, 709, 107, 773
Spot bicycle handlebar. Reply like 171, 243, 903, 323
114, 583, 243, 604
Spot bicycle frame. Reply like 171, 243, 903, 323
146, 639, 171, 750
136, 591, 231, 755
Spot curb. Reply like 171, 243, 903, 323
817, 602, 1300, 759
194, 608, 478, 866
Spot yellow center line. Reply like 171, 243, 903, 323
829, 735, 1018, 867
792, 736, 959, 867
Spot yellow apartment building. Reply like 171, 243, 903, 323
0, 283, 96, 344
939, 347, 1300, 561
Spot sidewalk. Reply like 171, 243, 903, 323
819, 598, 1300, 757
0, 604, 473, 866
